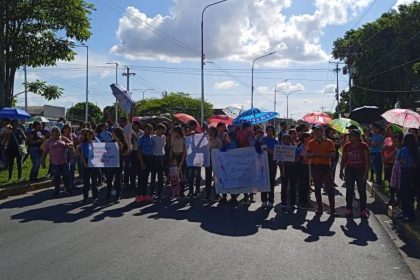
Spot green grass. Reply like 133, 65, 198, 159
0, 157, 50, 187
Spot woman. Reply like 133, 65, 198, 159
105, 127, 129, 203
170, 126, 186, 196
205, 127, 223, 200
396, 133, 418, 222
325, 127, 340, 186
42, 127, 70, 196
296, 132, 312, 208
80, 129, 99, 202
61, 124, 77, 193
5, 120, 26, 180
261, 126, 278, 208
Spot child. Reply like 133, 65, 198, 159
280, 134, 298, 210
169, 157, 181, 198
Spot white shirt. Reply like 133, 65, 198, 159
131, 129, 144, 151
152, 134, 166, 156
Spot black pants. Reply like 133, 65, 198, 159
123, 154, 131, 187
137, 155, 153, 196
205, 166, 213, 198
344, 167, 367, 210
281, 164, 297, 205
298, 163, 310, 205
106, 165, 122, 200
400, 167, 416, 218
51, 163, 68, 193
6, 148, 22, 179
151, 156, 165, 195
83, 166, 98, 199
187, 166, 201, 194
129, 151, 140, 189
261, 158, 277, 203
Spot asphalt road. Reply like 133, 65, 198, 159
0, 176, 416, 280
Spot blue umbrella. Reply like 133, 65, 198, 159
234, 110, 278, 125
237, 108, 261, 118
0, 107, 31, 120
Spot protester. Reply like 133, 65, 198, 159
130, 120, 143, 190
279, 134, 298, 210
296, 132, 312, 208
369, 123, 384, 186
42, 127, 70, 197
261, 126, 278, 208
382, 125, 395, 192
390, 132, 404, 206
105, 127, 129, 203
4, 120, 26, 180
80, 129, 99, 202
118, 116, 132, 189
395, 133, 418, 221
27, 121, 45, 182
206, 126, 223, 200
61, 124, 77, 193
151, 123, 167, 198
136, 124, 154, 203
339, 129, 370, 218
170, 126, 186, 195
325, 127, 340, 187
169, 157, 181, 199
307, 125, 337, 216
185, 120, 201, 198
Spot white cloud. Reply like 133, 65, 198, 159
393, 0, 416, 9
319, 84, 336, 94
111, 0, 373, 64
214, 80, 239, 90
276, 81, 305, 91
302, 99, 312, 104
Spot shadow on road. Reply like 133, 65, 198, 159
340, 218, 378, 246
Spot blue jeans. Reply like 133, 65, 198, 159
187, 166, 201, 194
29, 146, 42, 182
51, 164, 68, 193
370, 152, 383, 185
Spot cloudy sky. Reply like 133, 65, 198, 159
14, 0, 417, 119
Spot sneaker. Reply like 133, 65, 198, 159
267, 202, 274, 208
360, 209, 369, 219
135, 195, 143, 203
345, 208, 353, 218
218, 197, 227, 204
262, 201, 268, 208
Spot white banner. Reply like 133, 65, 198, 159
212, 147, 270, 194
185, 133, 210, 167
273, 144, 296, 162
88, 142, 120, 168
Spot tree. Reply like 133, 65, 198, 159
0, 0, 94, 108
66, 102, 102, 125
135, 92, 213, 121
332, 2, 420, 114
102, 103, 126, 123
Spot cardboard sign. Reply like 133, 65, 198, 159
185, 133, 210, 167
88, 142, 120, 168
273, 144, 296, 162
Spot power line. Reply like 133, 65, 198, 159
360, 56, 420, 79
354, 85, 420, 93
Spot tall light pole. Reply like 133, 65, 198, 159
273, 79, 289, 112
282, 90, 301, 120
201, 0, 227, 125
76, 44, 89, 123
142, 88, 154, 100
106, 62, 119, 122
251, 51, 276, 109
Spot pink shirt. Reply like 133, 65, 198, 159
44, 139, 67, 165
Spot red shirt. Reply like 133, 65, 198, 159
342, 141, 369, 168
382, 137, 395, 164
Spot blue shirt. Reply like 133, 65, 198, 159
98, 131, 113, 142
81, 143, 91, 159
225, 139, 238, 150
138, 134, 153, 156
262, 136, 279, 151
370, 133, 384, 153
399, 147, 416, 168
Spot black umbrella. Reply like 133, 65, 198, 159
349, 106, 383, 124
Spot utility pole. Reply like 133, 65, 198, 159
333, 62, 341, 117
320, 106, 325, 112
24, 65, 27, 112
274, 84, 276, 112
122, 67, 136, 118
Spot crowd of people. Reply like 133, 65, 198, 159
1, 116, 419, 222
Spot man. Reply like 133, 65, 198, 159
185, 120, 201, 197
130, 120, 144, 190
307, 125, 337, 216
277, 121, 288, 145
369, 123, 384, 186
135, 124, 154, 203
26, 121, 45, 182
118, 116, 133, 189
151, 123, 166, 198
340, 129, 370, 218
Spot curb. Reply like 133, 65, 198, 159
366, 181, 420, 252
0, 179, 53, 199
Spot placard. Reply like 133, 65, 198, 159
185, 133, 210, 167
88, 142, 120, 168
212, 147, 270, 194
273, 144, 296, 162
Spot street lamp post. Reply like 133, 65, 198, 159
251, 51, 276, 109
106, 62, 119, 122
201, 0, 227, 125
75, 44, 89, 123
273, 79, 289, 112
132, 88, 155, 100
282, 90, 301, 120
